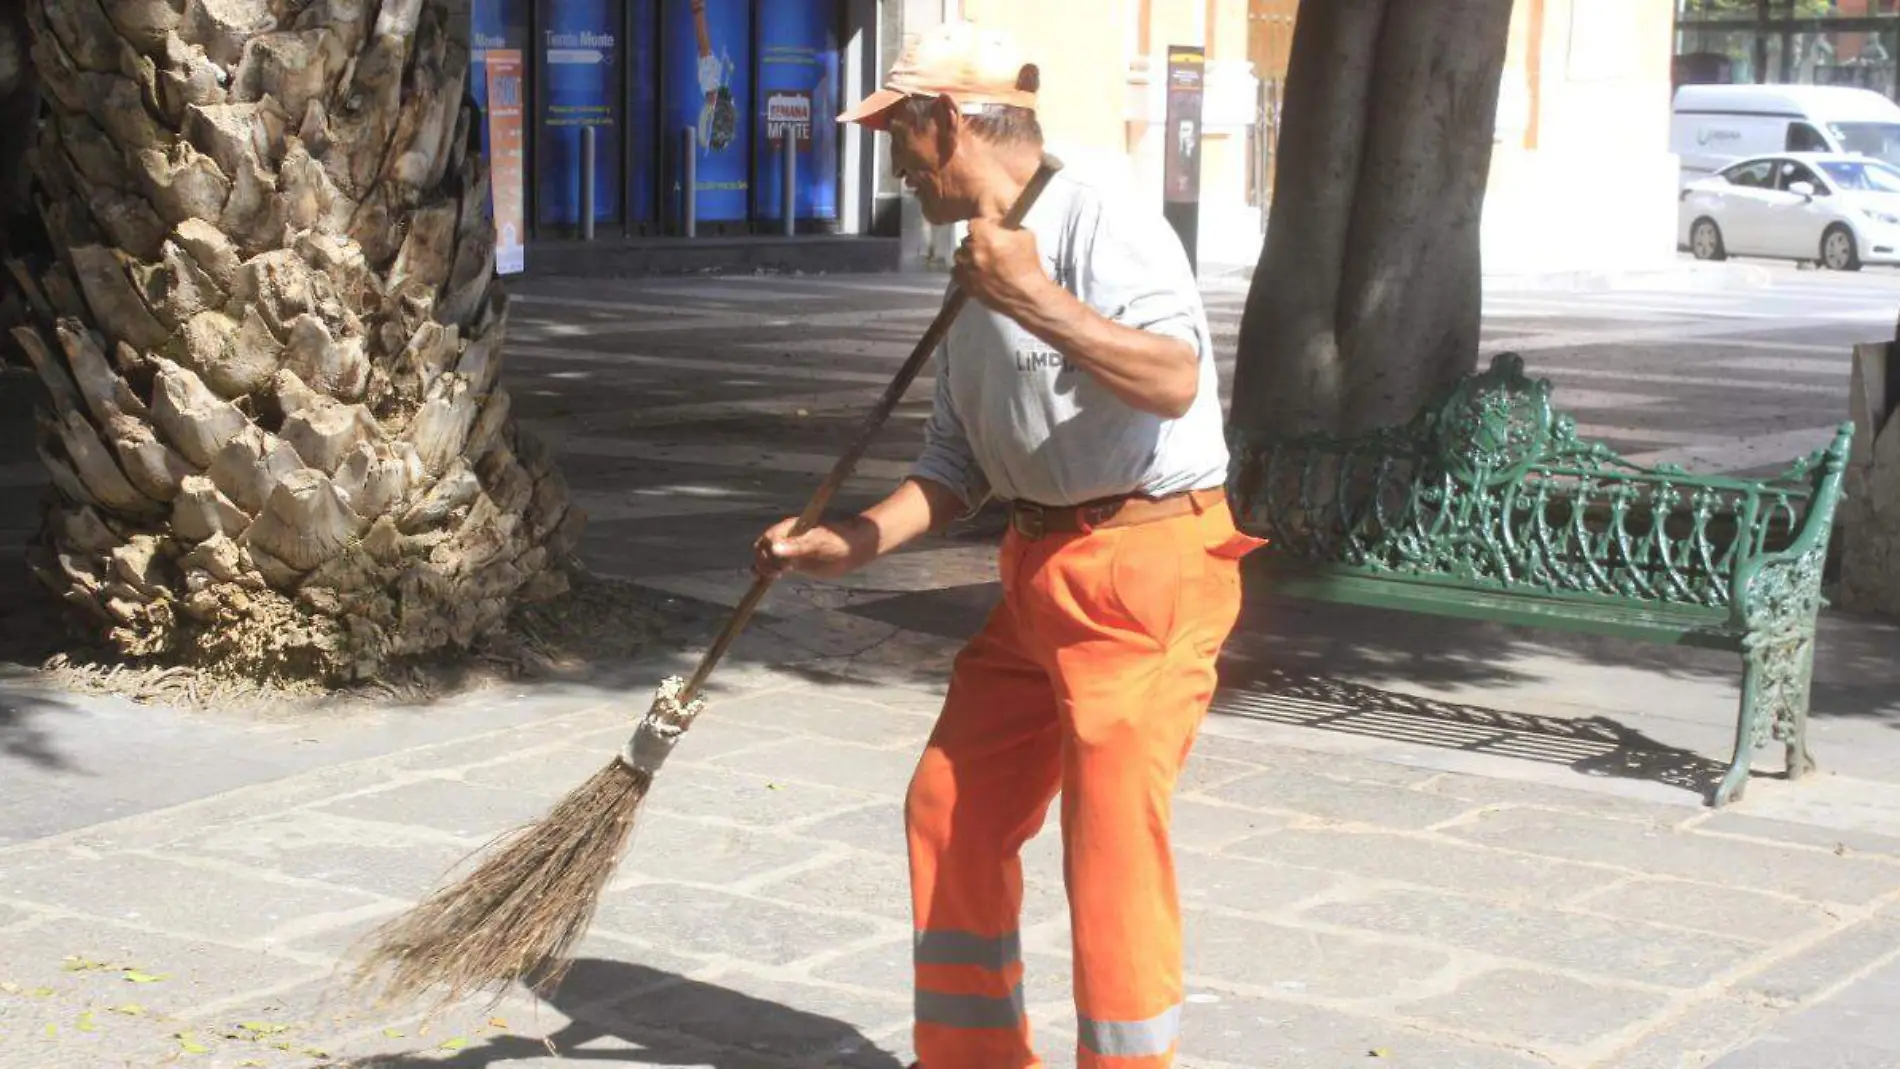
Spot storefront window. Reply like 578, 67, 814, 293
754, 0, 841, 225
464, 0, 849, 245
1789, 28, 1897, 91
537, 0, 623, 229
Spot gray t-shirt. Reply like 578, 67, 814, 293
910, 167, 1231, 509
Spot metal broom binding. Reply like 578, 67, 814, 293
345, 154, 1064, 1013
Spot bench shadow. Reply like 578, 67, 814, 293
346, 959, 905, 1068
1213, 663, 1735, 803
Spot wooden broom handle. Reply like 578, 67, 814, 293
680, 155, 1064, 701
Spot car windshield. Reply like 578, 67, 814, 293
1819, 158, 1900, 193
1826, 121, 1900, 167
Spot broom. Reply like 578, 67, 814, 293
345, 154, 1064, 1012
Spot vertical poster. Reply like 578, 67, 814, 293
665, 0, 751, 223
628, 0, 659, 224
539, 0, 621, 227
757, 0, 840, 222
486, 51, 527, 273
469, 0, 530, 155
1163, 45, 1205, 204
1162, 44, 1205, 272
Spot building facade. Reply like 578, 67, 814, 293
469, 0, 1693, 279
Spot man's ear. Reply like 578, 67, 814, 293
932, 92, 960, 158
1016, 63, 1039, 94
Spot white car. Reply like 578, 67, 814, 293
1678, 151, 1900, 271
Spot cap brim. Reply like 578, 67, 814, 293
836, 88, 908, 129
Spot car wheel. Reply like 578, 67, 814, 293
1822, 224, 1863, 272
1691, 218, 1726, 261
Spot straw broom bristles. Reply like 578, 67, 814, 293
343, 676, 704, 1011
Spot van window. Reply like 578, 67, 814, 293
1786, 122, 1829, 153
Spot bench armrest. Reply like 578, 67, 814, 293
1730, 423, 1854, 634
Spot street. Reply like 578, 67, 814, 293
3, 258, 1900, 1067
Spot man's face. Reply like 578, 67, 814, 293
886, 97, 968, 226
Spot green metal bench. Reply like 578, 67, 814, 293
1224, 353, 1853, 807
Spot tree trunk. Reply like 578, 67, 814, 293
1231, 0, 1515, 438
9, 0, 582, 684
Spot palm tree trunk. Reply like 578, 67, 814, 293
9, 0, 582, 683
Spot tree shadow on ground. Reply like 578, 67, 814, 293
343, 959, 904, 1068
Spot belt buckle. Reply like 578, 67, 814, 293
1012, 502, 1047, 541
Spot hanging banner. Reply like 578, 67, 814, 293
539, 0, 621, 227
485, 50, 527, 274
1163, 45, 1205, 205
666, 0, 750, 222
470, 0, 529, 154
757, 0, 840, 222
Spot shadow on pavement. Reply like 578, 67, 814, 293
348, 959, 905, 1068
1214, 664, 1733, 801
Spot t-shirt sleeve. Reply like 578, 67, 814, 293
908, 340, 991, 512
1074, 194, 1208, 359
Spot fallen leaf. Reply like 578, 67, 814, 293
1370, 1050, 1391, 1059
122, 970, 168, 984
238, 1021, 290, 1036
108, 1004, 145, 1016
44, 1023, 56, 1037
29, 987, 55, 997
302, 1046, 329, 1057
176, 1032, 210, 1055
76, 1011, 96, 1033
240, 1062, 266, 1068
382, 1027, 406, 1039
488, 1016, 509, 1028
0, 981, 18, 995
766, 782, 781, 791
62, 956, 116, 972
439, 1036, 470, 1050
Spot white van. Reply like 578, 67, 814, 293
1671, 84, 1900, 182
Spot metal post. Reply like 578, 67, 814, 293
580, 125, 596, 242
781, 131, 796, 237
681, 127, 697, 238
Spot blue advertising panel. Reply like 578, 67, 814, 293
756, 0, 839, 221
628, 0, 659, 224
664, 0, 751, 223
469, 0, 530, 155
538, 0, 621, 227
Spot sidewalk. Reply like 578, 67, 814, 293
5, 272, 1900, 1068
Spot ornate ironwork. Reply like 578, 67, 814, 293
1226, 352, 1854, 807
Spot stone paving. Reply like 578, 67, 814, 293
4, 261, 1900, 1068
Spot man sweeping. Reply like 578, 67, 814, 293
754, 19, 1263, 1069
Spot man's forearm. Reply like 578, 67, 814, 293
854, 476, 973, 557
999, 280, 1199, 419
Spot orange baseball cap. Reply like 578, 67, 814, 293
836, 19, 1039, 129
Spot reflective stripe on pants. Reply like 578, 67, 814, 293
907, 496, 1262, 1069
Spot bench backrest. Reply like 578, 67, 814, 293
1226, 353, 1851, 610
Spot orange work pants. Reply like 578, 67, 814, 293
906, 493, 1263, 1069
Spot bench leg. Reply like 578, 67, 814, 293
1719, 633, 1820, 807
1715, 664, 1761, 808
1781, 636, 1820, 782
